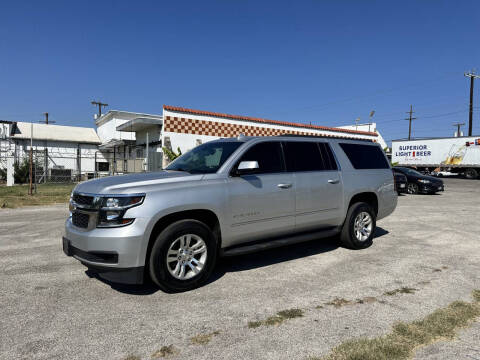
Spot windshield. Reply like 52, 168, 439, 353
166, 141, 243, 174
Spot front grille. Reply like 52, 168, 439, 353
72, 212, 90, 228
72, 194, 94, 206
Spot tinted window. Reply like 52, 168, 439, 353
237, 141, 284, 174
318, 142, 338, 171
166, 141, 242, 174
339, 143, 389, 169
283, 141, 325, 172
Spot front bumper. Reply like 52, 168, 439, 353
419, 183, 444, 194
63, 217, 149, 284
63, 237, 144, 284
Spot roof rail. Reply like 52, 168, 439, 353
277, 134, 373, 142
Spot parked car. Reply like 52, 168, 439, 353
393, 167, 445, 194
393, 171, 408, 194
64, 136, 397, 292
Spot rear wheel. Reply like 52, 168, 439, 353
407, 183, 419, 194
149, 220, 217, 292
339, 202, 376, 249
465, 168, 478, 179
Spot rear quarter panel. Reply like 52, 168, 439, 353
330, 141, 397, 222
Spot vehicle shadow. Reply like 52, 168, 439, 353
208, 226, 389, 285
91, 227, 389, 294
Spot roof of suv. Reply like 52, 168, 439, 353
211, 135, 375, 143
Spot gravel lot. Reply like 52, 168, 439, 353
1, 178, 479, 360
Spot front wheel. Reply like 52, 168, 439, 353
339, 202, 376, 249
149, 220, 217, 292
407, 183, 419, 194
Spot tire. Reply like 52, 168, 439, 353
407, 182, 419, 194
339, 202, 376, 250
149, 219, 217, 292
464, 168, 478, 180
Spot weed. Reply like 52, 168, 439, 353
247, 308, 304, 328
383, 287, 417, 296
124, 355, 141, 360
326, 298, 353, 308
190, 331, 220, 345
151, 344, 178, 358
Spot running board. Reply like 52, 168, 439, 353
221, 227, 340, 257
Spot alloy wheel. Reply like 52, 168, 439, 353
353, 212, 373, 242
166, 234, 207, 280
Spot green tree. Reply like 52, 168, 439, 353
162, 147, 182, 162
14, 158, 30, 184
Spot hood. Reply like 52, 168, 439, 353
74, 171, 203, 194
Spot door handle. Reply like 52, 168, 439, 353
277, 183, 292, 189
328, 179, 340, 184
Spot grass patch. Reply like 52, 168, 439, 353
151, 344, 178, 358
312, 290, 480, 360
190, 330, 220, 345
383, 287, 417, 296
0, 183, 74, 208
248, 308, 304, 328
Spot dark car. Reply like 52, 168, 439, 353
393, 167, 445, 194
393, 171, 408, 194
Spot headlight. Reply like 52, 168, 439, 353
418, 179, 430, 184
97, 195, 145, 228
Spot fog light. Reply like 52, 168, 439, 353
106, 211, 121, 221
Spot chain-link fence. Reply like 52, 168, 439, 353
0, 149, 162, 186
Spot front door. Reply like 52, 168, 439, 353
225, 141, 295, 246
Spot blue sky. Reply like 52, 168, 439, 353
1, 0, 479, 144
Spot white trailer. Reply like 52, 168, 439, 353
392, 136, 480, 179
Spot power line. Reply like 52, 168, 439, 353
273, 71, 460, 117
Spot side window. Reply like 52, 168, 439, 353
283, 141, 325, 172
237, 141, 284, 174
318, 143, 338, 171
339, 143, 389, 169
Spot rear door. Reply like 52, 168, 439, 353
226, 141, 295, 246
283, 141, 344, 231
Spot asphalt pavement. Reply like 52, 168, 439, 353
0, 178, 479, 360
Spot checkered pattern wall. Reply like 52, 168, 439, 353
164, 116, 365, 139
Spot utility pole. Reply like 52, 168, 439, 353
405, 105, 417, 140
39, 112, 55, 125
91, 100, 109, 118
464, 71, 480, 136
452, 122, 465, 137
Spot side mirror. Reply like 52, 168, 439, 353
235, 161, 259, 176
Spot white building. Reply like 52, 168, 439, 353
95, 110, 163, 173
96, 105, 383, 170
336, 123, 387, 149
1, 121, 102, 182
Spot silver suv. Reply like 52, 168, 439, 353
64, 136, 397, 292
